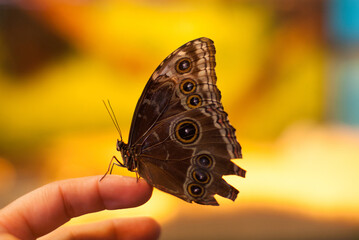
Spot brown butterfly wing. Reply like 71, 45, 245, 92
131, 37, 246, 205
128, 37, 216, 145
138, 106, 245, 205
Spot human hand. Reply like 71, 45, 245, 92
0, 175, 160, 240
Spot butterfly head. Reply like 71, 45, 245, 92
116, 139, 136, 171
116, 139, 126, 152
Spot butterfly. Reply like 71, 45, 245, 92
103, 37, 246, 206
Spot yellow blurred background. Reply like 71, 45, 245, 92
1, 0, 359, 239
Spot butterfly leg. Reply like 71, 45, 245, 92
99, 156, 125, 181
133, 157, 141, 182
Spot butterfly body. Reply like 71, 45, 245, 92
111, 37, 246, 206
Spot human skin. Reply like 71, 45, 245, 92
0, 175, 160, 240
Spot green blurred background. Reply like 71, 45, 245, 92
1, 0, 359, 239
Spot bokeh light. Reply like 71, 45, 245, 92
1, 0, 359, 239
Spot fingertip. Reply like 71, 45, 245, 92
98, 175, 153, 209
114, 217, 161, 240
140, 217, 161, 240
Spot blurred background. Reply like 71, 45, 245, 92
1, 0, 359, 239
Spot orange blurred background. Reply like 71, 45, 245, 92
1, 0, 359, 239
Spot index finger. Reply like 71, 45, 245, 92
0, 175, 152, 240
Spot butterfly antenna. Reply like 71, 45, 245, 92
103, 100, 123, 141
